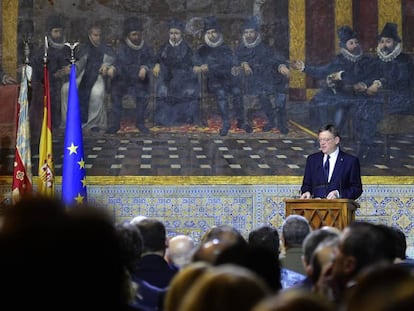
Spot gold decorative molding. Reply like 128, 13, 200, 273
289, 0, 306, 89
335, 0, 353, 52
1, 176, 413, 186
378, 0, 402, 35
2, 0, 18, 75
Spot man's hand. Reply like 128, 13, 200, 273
328, 71, 343, 81
326, 190, 339, 199
193, 66, 202, 74
200, 64, 208, 73
99, 64, 109, 76
290, 60, 305, 71
193, 64, 208, 74
366, 80, 381, 96
152, 63, 161, 78
278, 64, 289, 77
241, 62, 253, 75
231, 66, 241, 76
107, 66, 116, 78
2, 74, 17, 84
353, 82, 367, 93
138, 67, 147, 80
300, 191, 312, 199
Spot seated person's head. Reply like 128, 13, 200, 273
344, 264, 414, 311
252, 289, 335, 311
166, 234, 196, 268
0, 196, 127, 309
164, 261, 211, 311
201, 224, 246, 246
329, 222, 396, 301
193, 224, 247, 263
281, 215, 312, 249
215, 243, 282, 292
302, 228, 340, 277
248, 225, 280, 258
135, 218, 167, 255
179, 264, 270, 311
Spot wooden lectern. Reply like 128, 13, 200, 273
284, 199, 359, 230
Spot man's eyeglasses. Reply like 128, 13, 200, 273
318, 137, 335, 143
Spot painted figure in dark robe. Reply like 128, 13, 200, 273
61, 23, 114, 133
234, 16, 290, 133
32, 15, 70, 130
193, 16, 240, 136
107, 17, 154, 134
354, 23, 414, 159
153, 20, 200, 126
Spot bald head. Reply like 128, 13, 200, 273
167, 235, 195, 268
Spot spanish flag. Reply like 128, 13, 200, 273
62, 63, 87, 206
12, 64, 33, 203
38, 62, 54, 196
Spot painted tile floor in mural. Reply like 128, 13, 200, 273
1, 117, 413, 177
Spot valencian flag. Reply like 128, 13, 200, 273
62, 63, 87, 205
12, 64, 33, 203
38, 60, 55, 196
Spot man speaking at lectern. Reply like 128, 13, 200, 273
300, 124, 362, 200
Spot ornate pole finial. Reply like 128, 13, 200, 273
43, 35, 48, 64
24, 40, 31, 65
64, 41, 80, 64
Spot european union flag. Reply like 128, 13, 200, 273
62, 64, 87, 205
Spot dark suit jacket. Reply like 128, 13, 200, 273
133, 254, 178, 288
301, 149, 362, 200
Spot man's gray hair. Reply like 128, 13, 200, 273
281, 215, 312, 248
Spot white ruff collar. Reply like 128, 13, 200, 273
242, 33, 262, 48
204, 33, 223, 48
48, 36, 66, 49
88, 34, 100, 48
169, 39, 183, 47
377, 42, 402, 62
340, 47, 362, 62
125, 37, 145, 50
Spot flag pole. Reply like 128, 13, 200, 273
11, 40, 33, 203
61, 41, 87, 206
38, 35, 55, 196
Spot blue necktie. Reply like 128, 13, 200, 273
324, 155, 330, 182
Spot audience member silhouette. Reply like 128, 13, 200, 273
252, 288, 335, 311
163, 261, 211, 311
297, 227, 340, 289
133, 218, 178, 288
280, 215, 312, 275
215, 243, 282, 292
343, 264, 414, 311
165, 234, 195, 268
192, 224, 247, 263
0, 196, 130, 310
248, 225, 306, 289
179, 264, 270, 311
327, 221, 396, 304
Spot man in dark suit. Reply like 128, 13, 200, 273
132, 218, 178, 288
300, 124, 362, 200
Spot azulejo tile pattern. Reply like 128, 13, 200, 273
0, 180, 413, 255
14, 182, 406, 257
